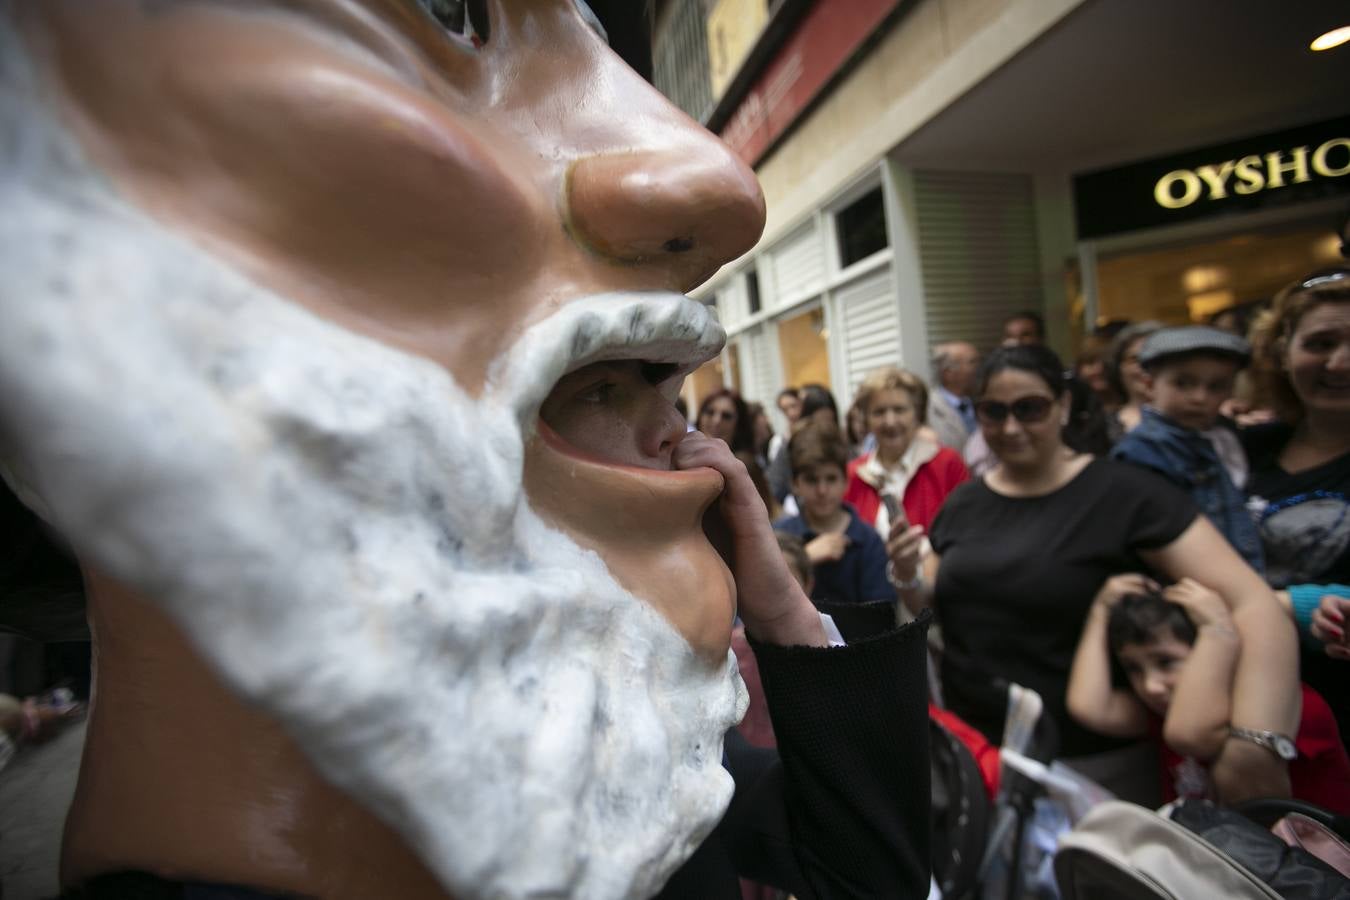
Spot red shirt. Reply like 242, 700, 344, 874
930, 703, 1000, 800
844, 447, 968, 532
1158, 684, 1350, 815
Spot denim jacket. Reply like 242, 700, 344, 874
1111, 407, 1264, 573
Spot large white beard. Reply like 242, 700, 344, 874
0, 20, 747, 900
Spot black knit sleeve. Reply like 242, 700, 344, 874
726, 613, 932, 899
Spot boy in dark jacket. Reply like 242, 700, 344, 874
1111, 326, 1262, 571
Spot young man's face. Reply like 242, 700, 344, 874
793, 464, 847, 524
1117, 633, 1192, 717
541, 361, 688, 469
1147, 356, 1240, 431
777, 394, 802, 424
1001, 317, 1041, 347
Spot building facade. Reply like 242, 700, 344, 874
653, 0, 1350, 429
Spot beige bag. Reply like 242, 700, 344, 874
1055, 800, 1281, 900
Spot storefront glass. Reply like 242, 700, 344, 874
1095, 220, 1343, 330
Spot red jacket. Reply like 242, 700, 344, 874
844, 447, 969, 532
1159, 683, 1350, 815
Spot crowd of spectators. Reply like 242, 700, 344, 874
714, 262, 1350, 824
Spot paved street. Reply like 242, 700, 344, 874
0, 722, 85, 900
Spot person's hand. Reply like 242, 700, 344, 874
805, 532, 850, 565
674, 432, 826, 647
1220, 397, 1278, 428
1164, 577, 1233, 631
1092, 573, 1157, 612
1311, 595, 1350, 660
885, 519, 925, 584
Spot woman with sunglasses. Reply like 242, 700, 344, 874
1246, 265, 1350, 744
902, 344, 1298, 806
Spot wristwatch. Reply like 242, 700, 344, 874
1229, 726, 1297, 761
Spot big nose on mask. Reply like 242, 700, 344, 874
566, 145, 765, 289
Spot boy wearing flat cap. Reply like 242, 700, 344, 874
1111, 326, 1264, 571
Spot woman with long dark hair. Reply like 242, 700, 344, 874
696, 388, 755, 456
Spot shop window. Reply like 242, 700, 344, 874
776, 306, 831, 391
747, 270, 762, 315
1095, 222, 1342, 327
835, 187, 888, 268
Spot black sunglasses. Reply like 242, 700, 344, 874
974, 396, 1054, 426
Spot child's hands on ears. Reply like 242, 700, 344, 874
1164, 578, 1234, 631
1092, 573, 1158, 611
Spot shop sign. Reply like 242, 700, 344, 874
1074, 116, 1350, 240
718, 0, 905, 167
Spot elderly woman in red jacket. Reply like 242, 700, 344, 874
844, 366, 969, 538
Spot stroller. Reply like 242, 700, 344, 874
930, 682, 1111, 900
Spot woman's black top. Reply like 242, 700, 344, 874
930, 458, 1197, 758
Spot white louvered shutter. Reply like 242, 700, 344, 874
768, 222, 826, 309
739, 324, 779, 405
837, 266, 901, 396
912, 171, 1042, 351
716, 275, 748, 332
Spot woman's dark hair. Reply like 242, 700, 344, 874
976, 344, 1068, 398
1063, 375, 1113, 457
797, 383, 839, 427
1106, 590, 1197, 655
746, 402, 773, 457
697, 388, 755, 454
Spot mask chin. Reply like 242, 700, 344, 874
522, 424, 736, 664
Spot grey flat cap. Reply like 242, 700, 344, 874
1137, 326, 1250, 369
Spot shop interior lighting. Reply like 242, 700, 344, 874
1315, 234, 1343, 261
1182, 265, 1228, 293
1310, 26, 1350, 51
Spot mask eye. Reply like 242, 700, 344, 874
415, 0, 491, 46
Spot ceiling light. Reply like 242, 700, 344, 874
1310, 26, 1350, 51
